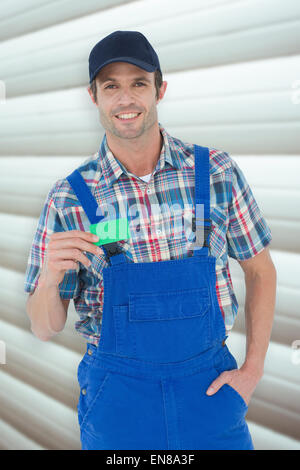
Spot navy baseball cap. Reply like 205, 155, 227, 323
88, 30, 162, 84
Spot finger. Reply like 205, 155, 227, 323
206, 373, 228, 395
51, 248, 92, 267
50, 237, 103, 257
52, 230, 99, 243
56, 260, 79, 270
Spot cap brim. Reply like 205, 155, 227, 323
89, 57, 156, 84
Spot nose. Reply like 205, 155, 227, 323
116, 86, 136, 106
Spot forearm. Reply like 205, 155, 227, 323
26, 274, 67, 341
241, 265, 277, 377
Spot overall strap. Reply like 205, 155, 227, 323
193, 145, 211, 257
66, 169, 127, 265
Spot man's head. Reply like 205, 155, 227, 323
86, 31, 167, 141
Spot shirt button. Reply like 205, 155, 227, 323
87, 349, 93, 356
147, 189, 151, 194
82, 388, 87, 395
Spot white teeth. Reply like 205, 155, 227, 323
117, 113, 139, 119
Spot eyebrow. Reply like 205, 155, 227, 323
99, 76, 152, 85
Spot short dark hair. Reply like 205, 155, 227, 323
89, 69, 163, 103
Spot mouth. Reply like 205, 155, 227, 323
114, 112, 142, 122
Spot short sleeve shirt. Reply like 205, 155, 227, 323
24, 122, 272, 345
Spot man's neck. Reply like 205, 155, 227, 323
106, 124, 163, 177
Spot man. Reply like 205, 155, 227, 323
24, 30, 277, 450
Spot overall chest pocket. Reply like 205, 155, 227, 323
129, 287, 210, 321
113, 287, 213, 362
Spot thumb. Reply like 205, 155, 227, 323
206, 373, 226, 396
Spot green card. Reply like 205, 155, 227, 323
90, 218, 131, 246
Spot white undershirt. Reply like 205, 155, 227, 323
138, 172, 152, 183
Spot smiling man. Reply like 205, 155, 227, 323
24, 30, 276, 450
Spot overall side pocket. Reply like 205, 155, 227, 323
214, 348, 248, 411
80, 368, 111, 434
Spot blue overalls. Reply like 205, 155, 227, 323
66, 144, 254, 450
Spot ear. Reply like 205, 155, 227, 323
87, 85, 97, 105
157, 81, 168, 103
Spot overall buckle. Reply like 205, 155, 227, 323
104, 242, 123, 260
192, 216, 212, 248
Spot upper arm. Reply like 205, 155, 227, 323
237, 246, 275, 277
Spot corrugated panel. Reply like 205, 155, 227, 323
247, 422, 300, 450
0, 0, 132, 41
227, 329, 300, 441
0, 0, 299, 449
1, 55, 299, 155
0, 418, 45, 450
0, 156, 85, 215
1, 0, 299, 97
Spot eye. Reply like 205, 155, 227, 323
104, 82, 146, 90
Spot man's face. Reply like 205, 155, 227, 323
88, 61, 166, 140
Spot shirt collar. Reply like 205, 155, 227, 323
97, 122, 191, 188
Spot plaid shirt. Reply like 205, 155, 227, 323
24, 122, 272, 345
